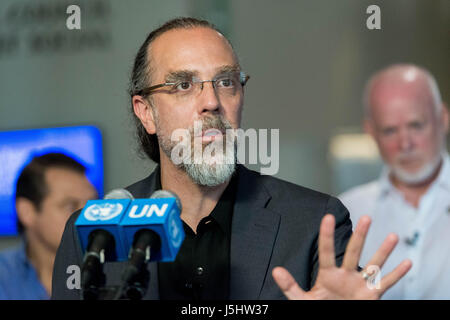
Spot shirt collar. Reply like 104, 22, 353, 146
15, 238, 40, 279
16, 238, 33, 271
17, 239, 50, 299
153, 165, 238, 235
377, 151, 450, 197
377, 166, 394, 197
154, 165, 162, 190
434, 151, 450, 191
209, 171, 238, 235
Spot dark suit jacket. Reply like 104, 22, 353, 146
51, 165, 353, 300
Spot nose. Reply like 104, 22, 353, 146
196, 81, 220, 114
398, 128, 413, 152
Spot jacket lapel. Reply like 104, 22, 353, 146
229, 166, 281, 299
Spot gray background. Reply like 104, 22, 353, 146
1, 0, 449, 248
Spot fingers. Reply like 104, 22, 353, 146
318, 214, 336, 269
272, 267, 306, 300
341, 215, 371, 270
365, 233, 399, 271
380, 259, 412, 295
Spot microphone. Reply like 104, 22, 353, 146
75, 188, 134, 299
116, 190, 185, 299
405, 231, 420, 246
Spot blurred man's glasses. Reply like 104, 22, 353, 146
138, 71, 250, 100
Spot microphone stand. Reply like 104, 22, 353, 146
80, 251, 106, 300
113, 246, 151, 300
114, 230, 160, 300
80, 229, 114, 300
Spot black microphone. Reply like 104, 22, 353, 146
80, 189, 134, 300
80, 230, 114, 299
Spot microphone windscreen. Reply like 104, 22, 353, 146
104, 188, 134, 200
150, 190, 182, 211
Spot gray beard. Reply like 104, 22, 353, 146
181, 158, 236, 187
156, 115, 237, 187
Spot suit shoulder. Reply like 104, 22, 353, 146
243, 169, 351, 231
124, 174, 155, 198
257, 172, 332, 204
243, 167, 342, 214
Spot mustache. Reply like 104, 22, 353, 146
188, 115, 233, 136
395, 152, 421, 162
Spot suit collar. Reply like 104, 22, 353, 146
125, 165, 160, 199
229, 165, 280, 299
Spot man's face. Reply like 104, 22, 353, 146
148, 27, 243, 136
31, 168, 97, 252
366, 81, 447, 184
136, 27, 244, 185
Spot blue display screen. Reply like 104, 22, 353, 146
0, 126, 104, 236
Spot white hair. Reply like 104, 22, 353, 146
363, 64, 443, 119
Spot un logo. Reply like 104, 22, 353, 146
84, 203, 123, 221
169, 209, 183, 247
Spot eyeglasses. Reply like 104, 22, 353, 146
138, 71, 250, 100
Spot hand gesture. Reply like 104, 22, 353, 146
272, 214, 412, 299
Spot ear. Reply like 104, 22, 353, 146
363, 118, 375, 138
16, 198, 38, 231
132, 95, 156, 135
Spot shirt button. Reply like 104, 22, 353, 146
196, 266, 204, 276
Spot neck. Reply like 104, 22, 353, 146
390, 160, 443, 208
159, 156, 230, 233
24, 233, 55, 296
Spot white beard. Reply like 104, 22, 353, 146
391, 153, 443, 185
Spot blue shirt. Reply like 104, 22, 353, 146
0, 242, 49, 300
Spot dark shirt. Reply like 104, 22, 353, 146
157, 171, 238, 300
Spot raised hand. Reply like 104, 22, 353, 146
272, 214, 412, 300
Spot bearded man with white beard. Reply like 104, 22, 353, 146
339, 64, 450, 299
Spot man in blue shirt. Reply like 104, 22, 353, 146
0, 153, 97, 299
